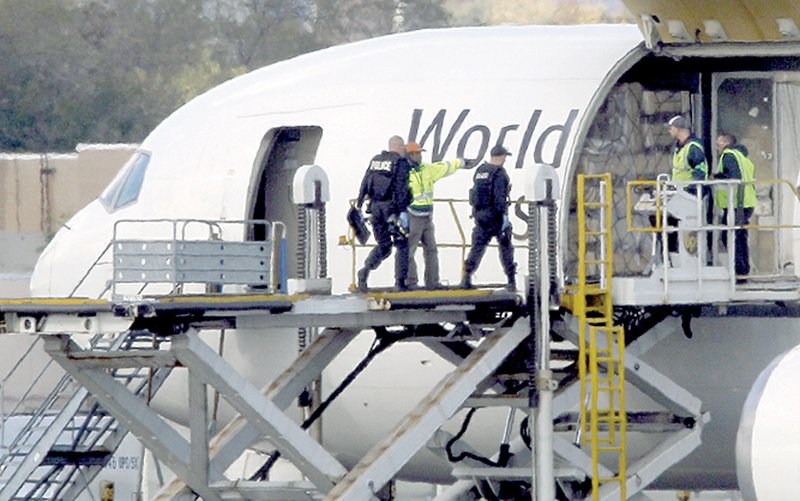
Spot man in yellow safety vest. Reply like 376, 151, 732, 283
714, 131, 756, 278
660, 115, 710, 255
667, 115, 708, 186
404, 141, 474, 289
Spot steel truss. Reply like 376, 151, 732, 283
7, 292, 523, 501
0, 289, 709, 501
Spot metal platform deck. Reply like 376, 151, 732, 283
1, 285, 797, 500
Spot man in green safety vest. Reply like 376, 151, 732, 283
662, 115, 710, 254
714, 131, 756, 278
404, 141, 475, 289
667, 115, 708, 187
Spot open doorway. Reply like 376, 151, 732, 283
712, 75, 780, 275
247, 126, 323, 280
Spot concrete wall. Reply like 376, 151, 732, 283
0, 144, 138, 296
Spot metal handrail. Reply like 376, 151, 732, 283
344, 198, 536, 287
68, 218, 284, 300
111, 218, 278, 297
627, 176, 800, 280
628, 177, 800, 232
0, 337, 44, 448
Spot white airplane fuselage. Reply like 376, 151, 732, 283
29, 23, 800, 496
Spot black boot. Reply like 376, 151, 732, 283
357, 267, 369, 292
459, 273, 473, 289
395, 280, 409, 292
505, 276, 516, 292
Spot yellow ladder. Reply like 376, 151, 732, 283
575, 173, 627, 499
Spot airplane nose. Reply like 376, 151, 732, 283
30, 233, 60, 297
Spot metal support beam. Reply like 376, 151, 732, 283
624, 352, 702, 416
156, 328, 358, 500
0, 386, 89, 499
189, 373, 210, 489
433, 434, 530, 501
61, 349, 178, 369
170, 330, 348, 493
211, 480, 318, 500
43, 336, 225, 501
555, 316, 702, 416
552, 435, 613, 480
555, 314, 706, 498
61, 359, 174, 501
0, 330, 159, 501
599, 414, 709, 500
326, 317, 529, 500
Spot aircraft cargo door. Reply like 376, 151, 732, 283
713, 75, 777, 275
247, 127, 323, 281
713, 74, 800, 278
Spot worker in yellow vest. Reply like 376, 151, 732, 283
404, 141, 474, 289
714, 131, 756, 278
667, 115, 708, 186
661, 115, 709, 254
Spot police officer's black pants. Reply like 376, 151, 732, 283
464, 213, 515, 279
363, 203, 408, 284
721, 207, 753, 276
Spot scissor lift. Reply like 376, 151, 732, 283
5, 171, 800, 500
0, 290, 528, 501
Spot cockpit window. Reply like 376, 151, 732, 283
100, 151, 150, 210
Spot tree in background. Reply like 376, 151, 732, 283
0, 0, 237, 150
446, 0, 632, 25
0, 0, 629, 152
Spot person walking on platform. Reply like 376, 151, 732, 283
356, 135, 412, 292
714, 131, 756, 278
405, 141, 474, 289
460, 145, 516, 291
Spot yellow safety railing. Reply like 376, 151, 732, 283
576, 173, 627, 500
627, 177, 800, 279
342, 198, 530, 289
626, 179, 665, 233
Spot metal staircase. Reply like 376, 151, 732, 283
575, 173, 627, 499
0, 330, 171, 501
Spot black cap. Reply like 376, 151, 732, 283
490, 145, 512, 157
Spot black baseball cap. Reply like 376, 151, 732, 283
490, 145, 512, 157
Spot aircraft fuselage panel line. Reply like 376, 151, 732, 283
41, 335, 226, 501
170, 330, 347, 493
325, 317, 529, 501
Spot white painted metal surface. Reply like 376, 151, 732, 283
737, 345, 800, 500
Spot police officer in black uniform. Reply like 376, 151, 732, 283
460, 145, 516, 291
356, 135, 412, 291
